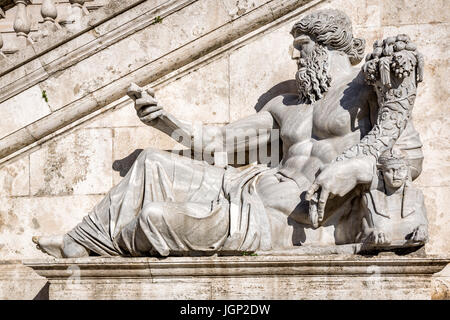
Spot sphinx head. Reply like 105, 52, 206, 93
291, 9, 365, 104
378, 150, 410, 189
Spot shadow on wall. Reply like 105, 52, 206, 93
112, 149, 144, 177
113, 149, 193, 177
33, 282, 49, 300
254, 79, 298, 112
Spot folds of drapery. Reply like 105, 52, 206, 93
67, 149, 272, 256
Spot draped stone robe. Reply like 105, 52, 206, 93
67, 148, 272, 256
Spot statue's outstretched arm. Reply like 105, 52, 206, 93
127, 83, 276, 157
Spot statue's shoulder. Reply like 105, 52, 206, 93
337, 70, 377, 113
261, 93, 300, 114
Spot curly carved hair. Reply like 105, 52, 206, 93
291, 9, 365, 65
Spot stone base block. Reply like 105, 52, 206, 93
0, 261, 48, 300
432, 263, 450, 299
24, 255, 450, 300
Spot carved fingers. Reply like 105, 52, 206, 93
317, 188, 329, 222
127, 83, 164, 124
305, 183, 319, 228
140, 109, 165, 123
305, 158, 373, 228
305, 182, 329, 228
135, 95, 158, 112
127, 82, 143, 101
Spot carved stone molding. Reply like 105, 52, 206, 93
24, 256, 450, 299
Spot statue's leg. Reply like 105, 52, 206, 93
34, 148, 225, 258
256, 172, 309, 223
115, 201, 230, 256
255, 172, 310, 248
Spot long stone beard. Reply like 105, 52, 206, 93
295, 45, 332, 104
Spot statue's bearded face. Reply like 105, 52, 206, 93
293, 34, 332, 104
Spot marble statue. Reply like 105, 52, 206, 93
32, 9, 428, 258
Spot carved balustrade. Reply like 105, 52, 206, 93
0, 0, 106, 57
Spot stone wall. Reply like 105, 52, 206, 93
0, 0, 448, 299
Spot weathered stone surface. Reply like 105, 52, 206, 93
414, 118, 450, 188
39, 1, 231, 113
422, 187, 450, 256
432, 263, 450, 300
29, 129, 113, 196
0, 58, 47, 94
0, 262, 48, 300
0, 195, 104, 260
84, 100, 146, 129
157, 57, 230, 124
23, 256, 450, 300
380, 0, 450, 26
221, 0, 268, 19
0, 85, 51, 139
414, 58, 450, 119
0, 156, 29, 197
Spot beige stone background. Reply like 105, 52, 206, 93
0, 0, 448, 264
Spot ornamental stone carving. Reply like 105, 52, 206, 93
32, 9, 428, 258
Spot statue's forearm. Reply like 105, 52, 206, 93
147, 113, 195, 149
192, 110, 275, 155
336, 40, 423, 163
149, 111, 274, 156
336, 99, 411, 162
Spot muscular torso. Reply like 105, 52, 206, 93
256, 70, 374, 224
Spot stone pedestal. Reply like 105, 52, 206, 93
432, 263, 450, 299
24, 255, 450, 300
0, 261, 48, 300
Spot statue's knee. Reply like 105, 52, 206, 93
140, 203, 165, 224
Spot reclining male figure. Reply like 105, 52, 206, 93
33, 10, 425, 258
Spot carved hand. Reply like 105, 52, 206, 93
127, 83, 165, 125
305, 156, 374, 228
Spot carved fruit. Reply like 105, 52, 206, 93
396, 34, 410, 43
394, 41, 406, 51
405, 43, 417, 51
385, 37, 396, 45
383, 45, 394, 56
373, 47, 383, 57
